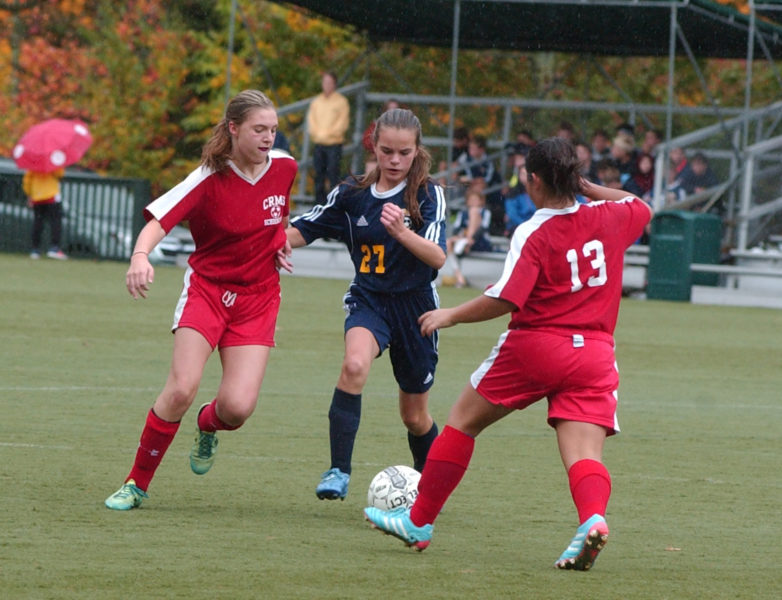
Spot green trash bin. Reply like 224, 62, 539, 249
646, 210, 722, 301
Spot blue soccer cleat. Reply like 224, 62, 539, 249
104, 479, 148, 511
315, 467, 350, 500
555, 514, 609, 570
364, 506, 433, 551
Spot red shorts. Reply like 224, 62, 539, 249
172, 269, 281, 349
471, 329, 620, 434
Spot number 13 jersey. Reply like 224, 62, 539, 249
486, 197, 651, 336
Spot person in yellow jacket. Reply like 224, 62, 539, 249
307, 71, 350, 204
23, 168, 67, 259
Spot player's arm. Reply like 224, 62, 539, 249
380, 202, 446, 269
126, 219, 166, 299
419, 294, 515, 336
581, 179, 654, 217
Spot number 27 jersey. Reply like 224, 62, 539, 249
486, 197, 651, 336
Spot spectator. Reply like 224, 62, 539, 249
632, 152, 655, 203
272, 128, 291, 154
669, 152, 718, 201
667, 146, 688, 184
307, 71, 350, 204
590, 129, 611, 163
641, 128, 662, 158
23, 167, 67, 260
610, 134, 637, 186
575, 141, 599, 183
437, 126, 470, 188
595, 160, 624, 190
555, 120, 577, 142
461, 134, 504, 235
515, 129, 537, 153
444, 186, 493, 288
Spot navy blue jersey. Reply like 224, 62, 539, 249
292, 179, 447, 293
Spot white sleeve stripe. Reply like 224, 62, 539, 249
423, 184, 446, 243
146, 166, 213, 220
293, 185, 340, 223
484, 212, 552, 298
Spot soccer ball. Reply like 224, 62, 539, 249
367, 465, 421, 511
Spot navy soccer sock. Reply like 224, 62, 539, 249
328, 388, 361, 475
408, 421, 439, 472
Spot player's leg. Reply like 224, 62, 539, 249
365, 384, 510, 549
106, 327, 211, 509
316, 326, 379, 500
399, 391, 437, 472
554, 420, 611, 570
550, 337, 616, 569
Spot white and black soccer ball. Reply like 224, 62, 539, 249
367, 465, 421, 511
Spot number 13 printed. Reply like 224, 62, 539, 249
566, 240, 607, 292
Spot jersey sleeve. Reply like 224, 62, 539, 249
419, 182, 447, 252
290, 186, 348, 244
144, 166, 212, 233
484, 229, 540, 310
612, 196, 653, 247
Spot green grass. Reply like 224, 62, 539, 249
1, 253, 781, 599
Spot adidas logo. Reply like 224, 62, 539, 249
357, 215, 369, 226
423, 372, 433, 385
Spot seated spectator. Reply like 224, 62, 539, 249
575, 141, 600, 183
668, 152, 718, 201
444, 187, 493, 288
504, 156, 535, 235
591, 128, 611, 163
515, 129, 536, 153
641, 128, 662, 157
555, 120, 577, 142
502, 143, 528, 198
632, 152, 655, 203
610, 133, 638, 186
668, 146, 688, 184
461, 134, 504, 235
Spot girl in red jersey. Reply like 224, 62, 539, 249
105, 90, 297, 510
364, 137, 653, 571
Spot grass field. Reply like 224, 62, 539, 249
1, 253, 781, 599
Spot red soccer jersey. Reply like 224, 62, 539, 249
145, 152, 297, 292
485, 197, 651, 335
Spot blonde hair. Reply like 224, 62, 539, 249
357, 108, 432, 229
201, 90, 275, 173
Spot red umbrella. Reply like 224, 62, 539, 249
12, 118, 93, 173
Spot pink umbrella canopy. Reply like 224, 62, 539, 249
13, 118, 93, 173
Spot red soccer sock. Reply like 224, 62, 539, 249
197, 399, 241, 432
127, 409, 180, 491
410, 425, 475, 527
568, 459, 612, 523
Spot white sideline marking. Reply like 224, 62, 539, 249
0, 442, 72, 450
0, 386, 158, 392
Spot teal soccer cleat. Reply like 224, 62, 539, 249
315, 467, 350, 500
364, 506, 433, 551
555, 514, 609, 570
104, 479, 148, 510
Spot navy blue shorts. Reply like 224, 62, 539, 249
343, 284, 439, 394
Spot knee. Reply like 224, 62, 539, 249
340, 355, 370, 385
218, 399, 256, 427
160, 381, 199, 416
400, 407, 431, 433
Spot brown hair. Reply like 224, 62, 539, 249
526, 137, 581, 199
357, 108, 432, 229
201, 90, 275, 173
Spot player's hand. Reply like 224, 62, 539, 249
276, 239, 293, 273
418, 308, 456, 336
380, 202, 406, 238
126, 253, 154, 299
